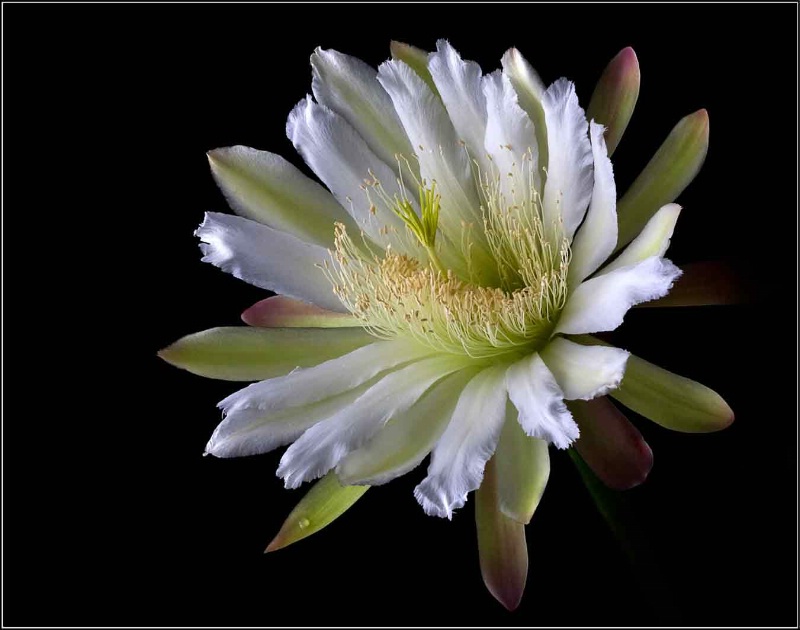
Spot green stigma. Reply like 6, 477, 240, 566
395, 183, 441, 248
391, 182, 444, 273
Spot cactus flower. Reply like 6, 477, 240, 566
159, 41, 734, 611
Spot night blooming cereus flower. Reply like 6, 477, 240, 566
160, 41, 734, 610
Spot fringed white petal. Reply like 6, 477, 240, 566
482, 70, 541, 197
216, 339, 433, 421
206, 339, 430, 458
539, 337, 629, 400
598, 203, 681, 275
414, 365, 508, 519
428, 40, 488, 166
206, 377, 378, 458
556, 256, 682, 335
541, 79, 594, 241
277, 355, 470, 489
505, 353, 579, 449
310, 47, 414, 171
196, 212, 343, 312
336, 368, 478, 486
286, 96, 409, 250
568, 122, 618, 286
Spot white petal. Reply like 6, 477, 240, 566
217, 339, 433, 420
311, 48, 414, 170
207, 146, 351, 248
414, 365, 509, 519
377, 60, 485, 252
206, 339, 428, 458
568, 122, 618, 286
277, 354, 470, 489
505, 353, 579, 449
483, 70, 541, 196
539, 337, 629, 400
428, 40, 487, 165
501, 48, 548, 177
286, 96, 408, 249
598, 203, 681, 275
501, 48, 545, 98
541, 79, 594, 241
206, 377, 378, 458
336, 368, 478, 486
196, 212, 343, 312
555, 256, 683, 335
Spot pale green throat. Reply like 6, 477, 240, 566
322, 157, 570, 360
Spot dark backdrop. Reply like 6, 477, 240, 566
3, 3, 797, 627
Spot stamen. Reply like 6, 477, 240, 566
324, 149, 570, 361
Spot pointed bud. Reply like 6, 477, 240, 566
616, 109, 710, 250
587, 47, 641, 156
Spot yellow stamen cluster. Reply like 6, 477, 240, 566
322, 148, 570, 360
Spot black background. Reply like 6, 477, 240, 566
3, 3, 797, 627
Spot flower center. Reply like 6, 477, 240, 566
323, 154, 570, 360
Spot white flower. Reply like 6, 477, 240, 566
160, 42, 734, 610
